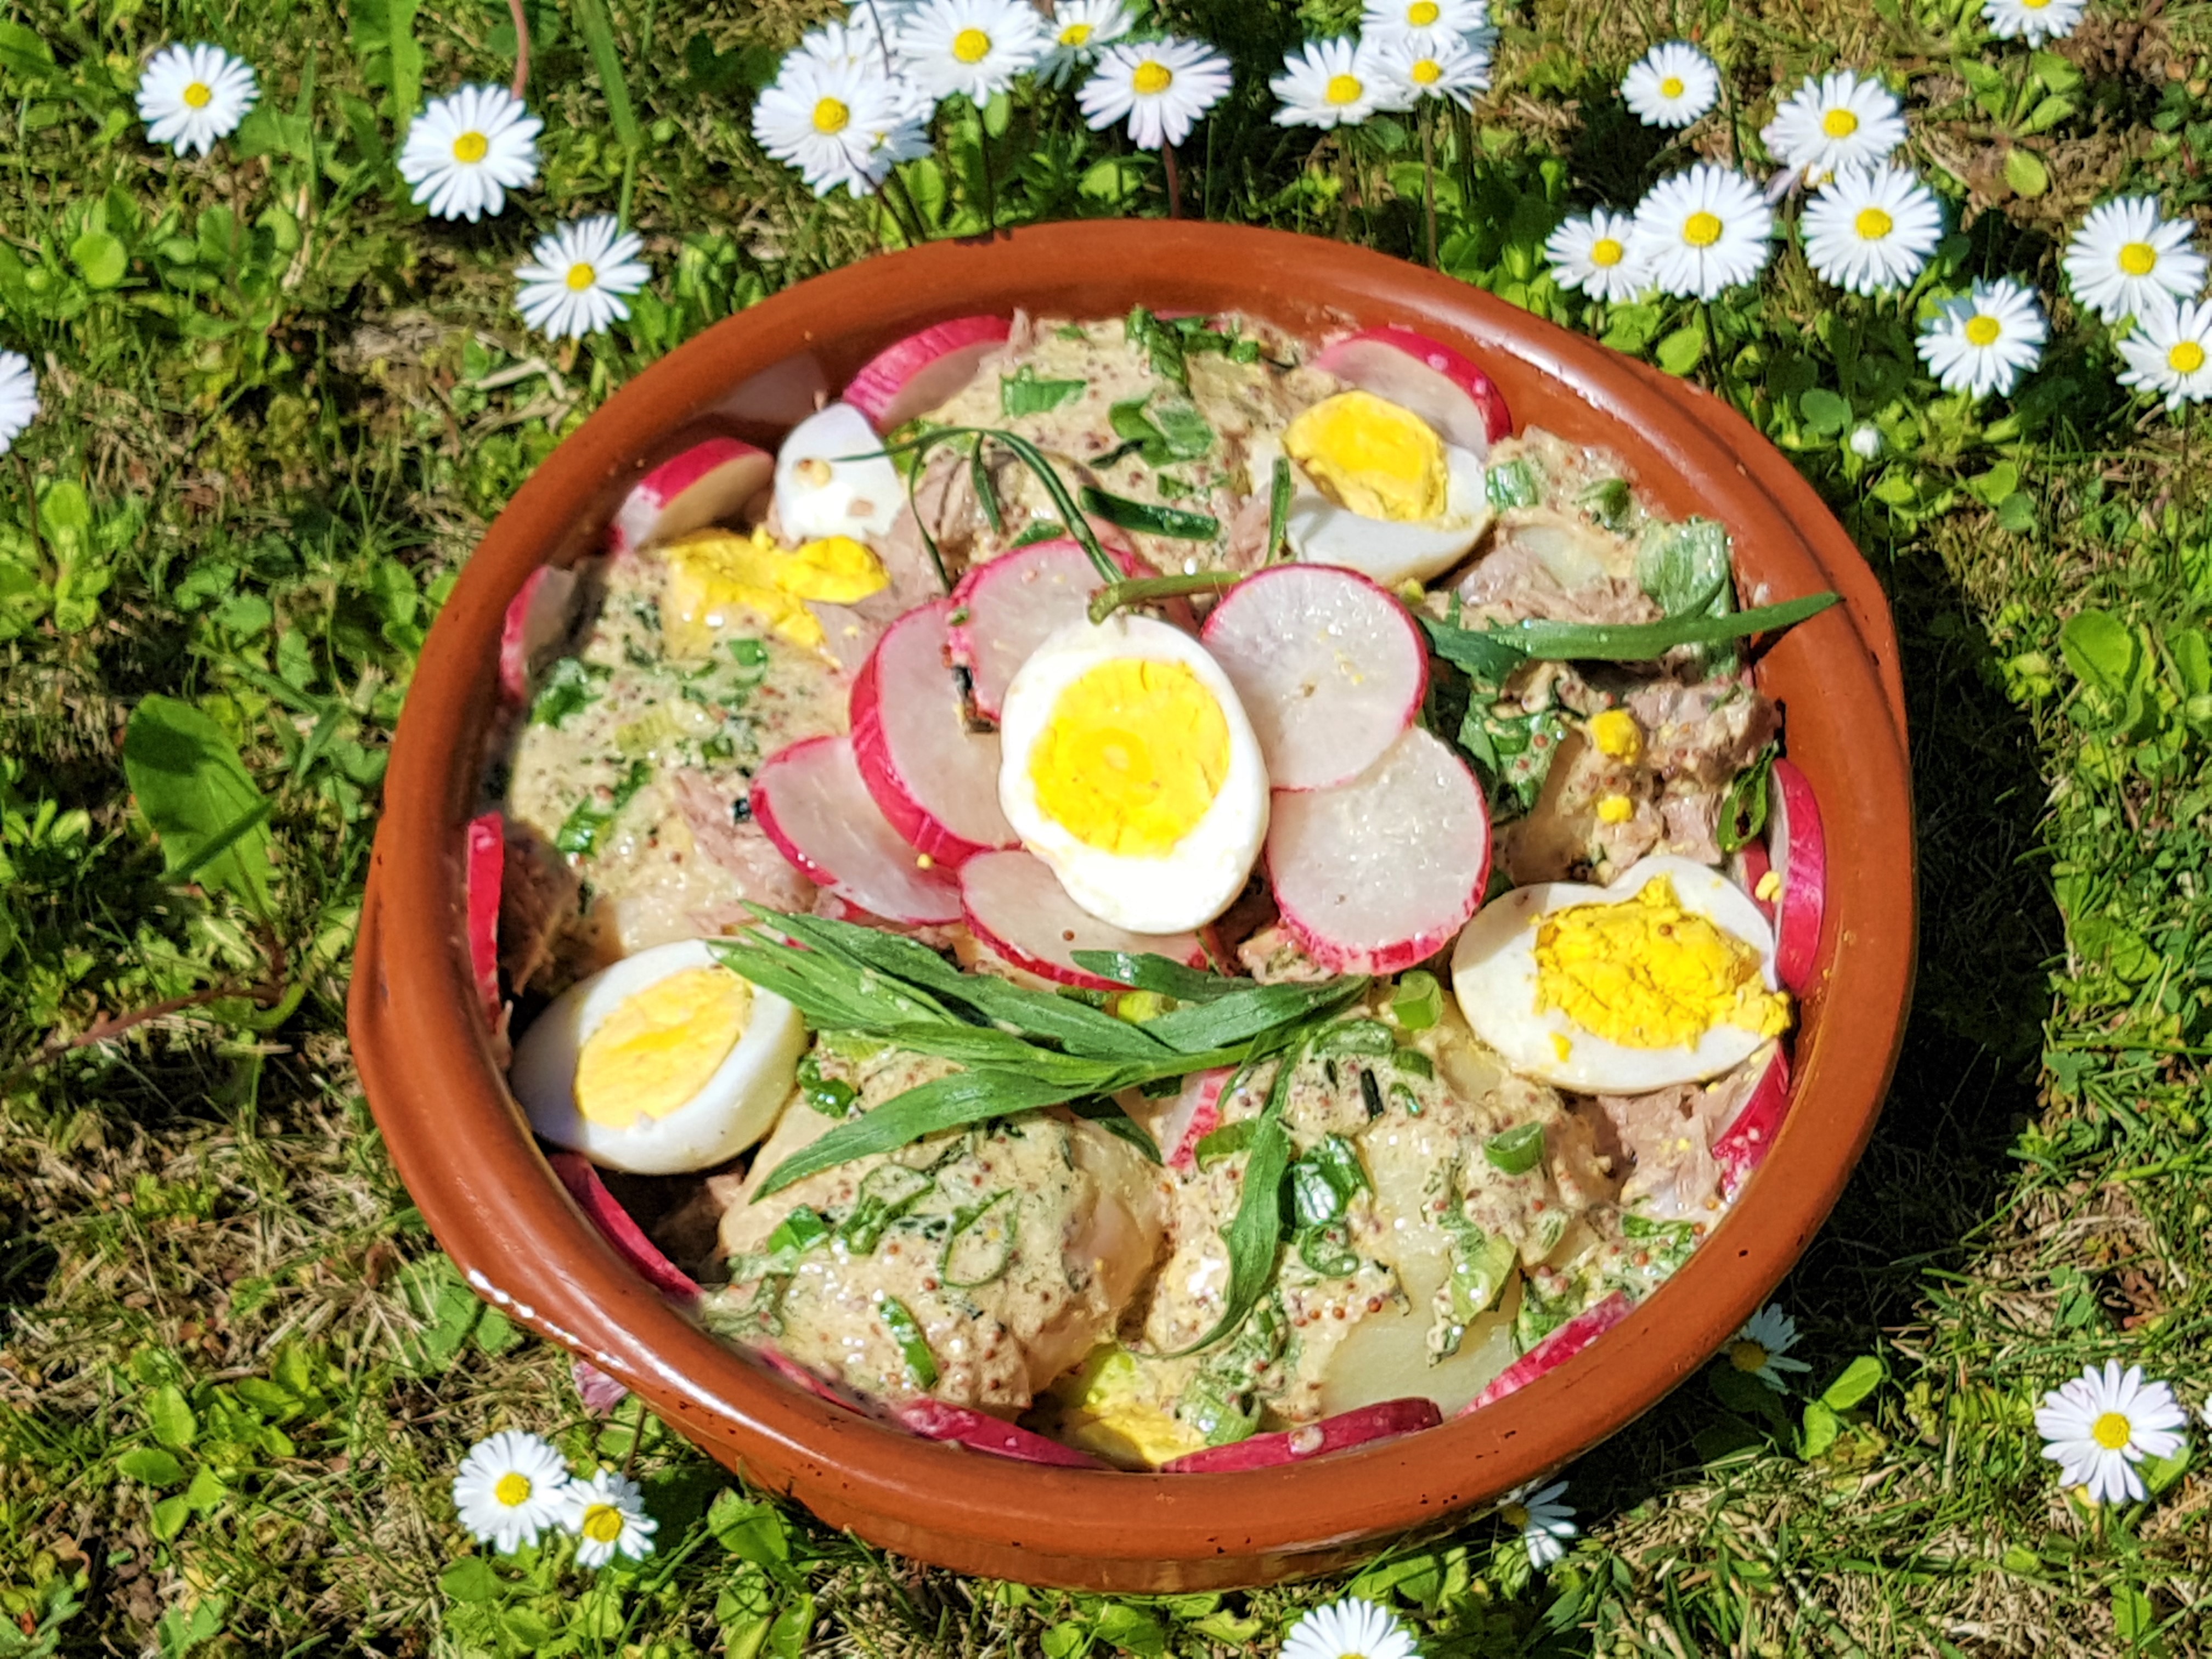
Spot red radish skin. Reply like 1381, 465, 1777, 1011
1769, 759, 1827, 994
849, 601, 1018, 868
751, 736, 962, 926
1160, 1068, 1230, 1172
1713, 1046, 1792, 1198
1312, 326, 1513, 454
607, 438, 774, 555
894, 1398, 1110, 1468
497, 565, 580, 703
464, 812, 504, 1031
1268, 726, 1491, 975
1201, 565, 1428, 791
960, 850, 1206, 991
844, 317, 1012, 432
1733, 836, 1778, 926
546, 1152, 700, 1302
1161, 1398, 1443, 1472
1461, 1291, 1634, 1414
945, 539, 1157, 720
756, 1345, 863, 1413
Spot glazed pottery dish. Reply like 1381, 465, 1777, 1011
349, 221, 1914, 1591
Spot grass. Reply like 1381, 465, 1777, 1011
2, 0, 2210, 1652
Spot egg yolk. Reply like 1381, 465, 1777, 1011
1029, 658, 1229, 857
575, 966, 752, 1129
1588, 708, 1643, 762
1533, 875, 1790, 1049
661, 527, 887, 656
1283, 390, 1448, 523
1047, 1345, 1208, 1466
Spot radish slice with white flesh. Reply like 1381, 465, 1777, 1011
1732, 836, 1778, 926
755, 1345, 863, 1413
607, 437, 774, 556
1160, 1398, 1442, 1472
497, 565, 580, 703
751, 736, 962, 925
946, 538, 1155, 721
850, 601, 1017, 868
773, 401, 902, 544
1158, 1066, 1229, 1172
465, 812, 504, 1031
1460, 1290, 1632, 1414
1713, 1045, 1791, 1198
1200, 565, 1429, 791
1769, 758, 1827, 995
546, 1152, 701, 1303
844, 317, 1012, 432
1267, 726, 1491, 975
960, 849, 1206, 991
1312, 325, 1512, 456
894, 1398, 1112, 1468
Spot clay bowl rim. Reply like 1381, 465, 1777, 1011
349, 219, 1916, 1588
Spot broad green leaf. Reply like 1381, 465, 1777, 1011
572, 0, 642, 152
183, 1466, 227, 1513
117, 1446, 185, 1487
70, 230, 127, 290
1655, 324, 1705, 376
150, 1494, 191, 1541
1995, 492, 2038, 535
2003, 147, 2049, 199
386, 0, 423, 122
2112, 1583, 2157, 1645
1797, 387, 1850, 437
767, 1593, 816, 1659
438, 1557, 500, 1604
0, 20, 55, 81
1967, 460, 2019, 506
1819, 1353, 1885, 1411
2140, 1441, 2190, 1496
122, 696, 274, 915
709, 1491, 795, 1565
1798, 1398, 1840, 1458
148, 1383, 196, 1452
2029, 49, 2083, 93
2058, 610, 2139, 704
2167, 627, 2211, 700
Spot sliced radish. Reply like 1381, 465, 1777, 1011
497, 565, 581, 703
774, 402, 902, 544
464, 811, 505, 1031
960, 850, 1206, 991
850, 601, 1018, 868
1160, 1398, 1442, 1472
1267, 726, 1491, 975
1712, 1045, 1791, 1199
1158, 1067, 1230, 1172
1312, 325, 1512, 455
607, 437, 774, 556
1732, 836, 1778, 926
1200, 565, 1428, 791
546, 1152, 701, 1302
945, 539, 1155, 721
1461, 1290, 1633, 1414
751, 736, 962, 926
755, 1344, 864, 1413
844, 317, 1012, 432
1769, 759, 1826, 995
894, 1397, 1110, 1468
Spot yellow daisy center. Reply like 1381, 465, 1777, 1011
952, 27, 992, 64
184, 81, 213, 110
494, 1472, 532, 1506
2022, 0, 2051, 9
1502, 1502, 1530, 1530
1409, 0, 1441, 22
2118, 241, 2158, 276
452, 130, 489, 163
1589, 237, 1624, 268
1060, 22, 1092, 46
1728, 1339, 1769, 1373
2170, 340, 2208, 375
1660, 75, 1685, 99
1965, 314, 2001, 347
1822, 108, 1859, 138
1133, 60, 1172, 95
582, 1503, 626, 1543
1684, 211, 1723, 247
2091, 1410, 2133, 1451
1855, 206, 1893, 240
566, 262, 597, 292
1326, 73, 1364, 105
1412, 59, 1442, 86
814, 97, 850, 134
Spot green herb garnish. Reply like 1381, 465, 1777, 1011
1716, 744, 1777, 855
1421, 591, 1841, 671
528, 656, 605, 728
1483, 1121, 1546, 1176
1267, 455, 1293, 562
553, 759, 652, 858
1486, 458, 1539, 510
940, 1189, 1017, 1288
1077, 484, 1221, 541
1000, 365, 1086, 417
878, 1295, 938, 1388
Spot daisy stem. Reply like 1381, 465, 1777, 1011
1701, 300, 1724, 393
1163, 143, 1182, 220
884, 167, 930, 242
1421, 103, 1438, 270
507, 0, 530, 99
972, 95, 997, 232
619, 1389, 647, 1479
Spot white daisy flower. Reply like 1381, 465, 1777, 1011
515, 216, 650, 342
1498, 1479, 1578, 1570
1078, 37, 1234, 151
452, 1430, 573, 1554
1848, 422, 1883, 459
565, 1468, 658, 1566
1546, 208, 1649, 304
2117, 297, 2212, 410
0, 352, 37, 458
1621, 42, 1719, 130
398, 85, 541, 223
2035, 1361, 2188, 1505
1039, 0, 1133, 88
1983, 0, 2087, 48
1371, 29, 1492, 110
788, 19, 892, 76
135, 42, 258, 159
754, 57, 927, 198
1280, 1595, 1419, 1659
1760, 70, 1906, 184
1273, 38, 1393, 129
1801, 165, 1945, 296
1917, 277, 2047, 399
1722, 1304, 1816, 1391
1363, 0, 1488, 37
2062, 196, 2208, 328
894, 0, 1046, 105
1631, 163, 1774, 300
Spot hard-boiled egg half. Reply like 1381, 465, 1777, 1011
512, 938, 809, 1175
773, 402, 902, 544
1451, 854, 1790, 1094
996, 615, 1269, 935
1267, 389, 1491, 589
660, 526, 888, 657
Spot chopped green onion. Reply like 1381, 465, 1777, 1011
1483, 1121, 1546, 1176
939, 1190, 1017, 1288
1486, 458, 1539, 510
1086, 569, 1240, 625
1267, 454, 1293, 562
878, 1296, 938, 1388
1389, 970, 1443, 1031
1077, 484, 1221, 540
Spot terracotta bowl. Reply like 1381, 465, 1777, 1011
349, 221, 1915, 1592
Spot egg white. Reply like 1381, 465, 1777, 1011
1252, 426, 1493, 589
511, 938, 809, 1175
772, 402, 902, 544
996, 616, 1270, 935
1451, 854, 1781, 1094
